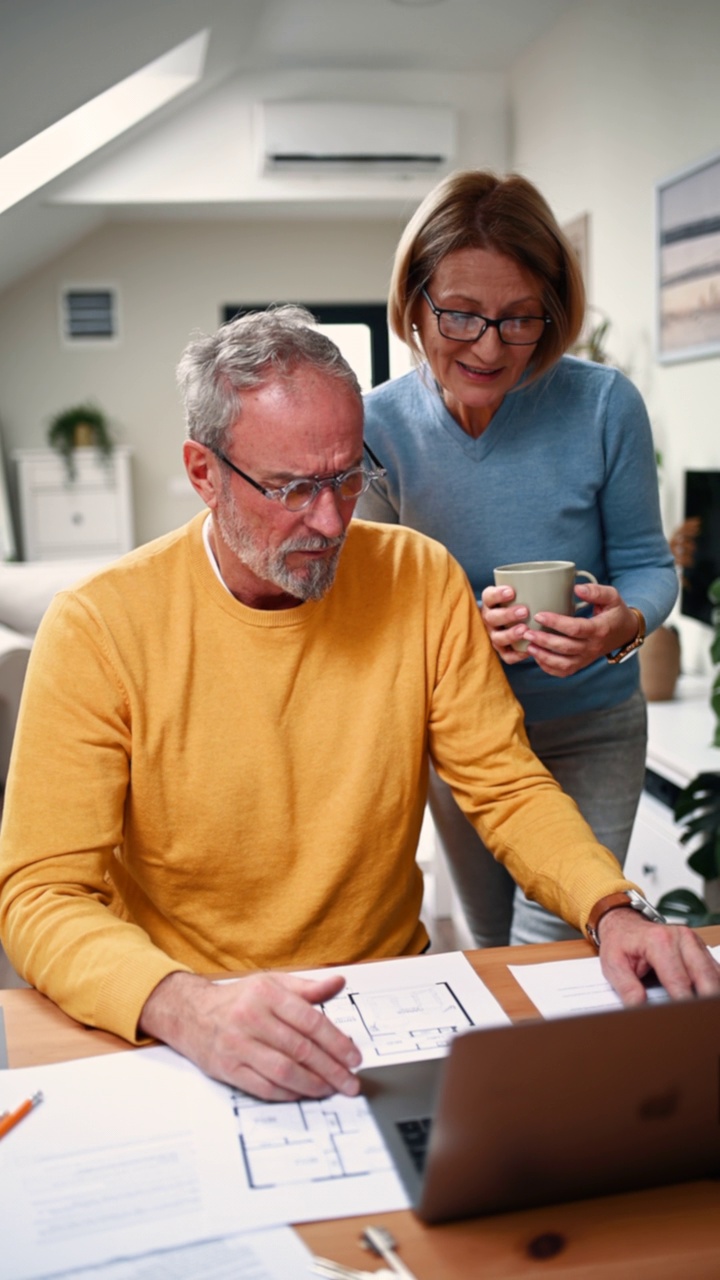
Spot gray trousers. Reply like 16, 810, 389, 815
428, 689, 647, 947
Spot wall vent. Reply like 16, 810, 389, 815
61, 287, 118, 342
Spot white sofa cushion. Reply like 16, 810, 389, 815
0, 558, 110, 636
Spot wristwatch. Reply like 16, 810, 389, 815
586, 888, 666, 947
606, 608, 646, 665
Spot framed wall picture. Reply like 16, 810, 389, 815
0, 439, 16, 561
656, 148, 720, 363
562, 212, 590, 290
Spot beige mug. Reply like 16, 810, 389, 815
493, 560, 598, 652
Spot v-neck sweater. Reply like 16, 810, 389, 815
360, 357, 677, 723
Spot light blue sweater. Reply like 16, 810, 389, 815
358, 356, 677, 723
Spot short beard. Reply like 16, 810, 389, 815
215, 488, 346, 601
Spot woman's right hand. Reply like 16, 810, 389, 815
479, 584, 530, 664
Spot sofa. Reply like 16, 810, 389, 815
0, 558, 111, 787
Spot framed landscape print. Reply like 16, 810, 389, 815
656, 148, 720, 363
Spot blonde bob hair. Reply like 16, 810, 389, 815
389, 169, 586, 384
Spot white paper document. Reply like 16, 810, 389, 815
216, 951, 508, 1226
0, 1046, 250, 1280
226, 1080, 408, 1227
1, 952, 502, 1278
295, 949, 510, 1065
34, 1227, 313, 1280
509, 943, 720, 1019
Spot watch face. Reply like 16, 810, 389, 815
627, 890, 665, 923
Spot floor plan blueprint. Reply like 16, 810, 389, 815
321, 978, 473, 1059
219, 951, 510, 1222
231, 1090, 391, 1190
300, 949, 509, 1067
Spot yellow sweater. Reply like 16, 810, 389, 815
0, 515, 633, 1042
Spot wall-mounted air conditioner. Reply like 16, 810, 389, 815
258, 101, 456, 175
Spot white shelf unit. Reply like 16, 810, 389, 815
13, 447, 134, 561
624, 676, 719, 902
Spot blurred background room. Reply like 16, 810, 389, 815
0, 0, 719, 963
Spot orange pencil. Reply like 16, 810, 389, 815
0, 1090, 43, 1139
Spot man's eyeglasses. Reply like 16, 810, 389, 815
211, 441, 386, 512
421, 287, 551, 347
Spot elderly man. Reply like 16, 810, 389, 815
1, 308, 718, 1102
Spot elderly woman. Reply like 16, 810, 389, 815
358, 169, 677, 947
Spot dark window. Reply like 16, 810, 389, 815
222, 302, 390, 387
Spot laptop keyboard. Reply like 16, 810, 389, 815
396, 1116, 432, 1174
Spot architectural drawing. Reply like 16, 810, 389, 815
229, 978, 473, 1190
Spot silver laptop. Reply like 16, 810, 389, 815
359, 993, 720, 1223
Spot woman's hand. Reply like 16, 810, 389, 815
480, 581, 642, 677
480, 584, 533, 665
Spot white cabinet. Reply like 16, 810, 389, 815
14, 448, 134, 561
624, 676, 719, 901
624, 791, 705, 901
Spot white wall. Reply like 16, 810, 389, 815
53, 68, 507, 209
0, 62, 509, 549
510, 0, 720, 671
0, 216, 407, 546
1, 0, 718, 673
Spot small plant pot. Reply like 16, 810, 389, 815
639, 625, 681, 702
73, 422, 97, 447
47, 403, 114, 481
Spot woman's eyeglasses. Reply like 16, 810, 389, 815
422, 287, 551, 347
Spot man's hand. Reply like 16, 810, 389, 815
597, 909, 720, 1003
139, 969, 362, 1101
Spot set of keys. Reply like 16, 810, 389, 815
312, 1225, 419, 1280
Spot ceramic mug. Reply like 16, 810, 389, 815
493, 560, 598, 652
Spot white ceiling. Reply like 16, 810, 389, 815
0, 0, 578, 293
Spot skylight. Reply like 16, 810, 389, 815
0, 29, 208, 216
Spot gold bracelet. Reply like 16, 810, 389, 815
606, 607, 646, 665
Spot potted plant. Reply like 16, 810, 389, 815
570, 308, 625, 367
47, 403, 114, 481
657, 576, 720, 924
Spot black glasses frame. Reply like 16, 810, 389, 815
421, 287, 551, 346
210, 441, 386, 511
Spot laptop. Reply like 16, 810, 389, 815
359, 993, 720, 1224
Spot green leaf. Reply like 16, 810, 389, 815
687, 836, 720, 880
657, 887, 707, 918
678, 809, 720, 838
674, 773, 720, 819
673, 766, 720, 884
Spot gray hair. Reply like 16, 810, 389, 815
176, 305, 362, 448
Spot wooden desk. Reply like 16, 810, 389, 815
3, 929, 720, 1280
